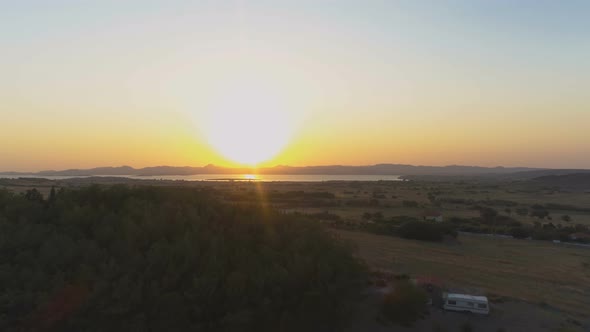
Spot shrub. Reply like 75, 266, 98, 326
530, 208, 549, 219
477, 206, 498, 224
510, 227, 530, 239
397, 222, 456, 242
381, 280, 428, 326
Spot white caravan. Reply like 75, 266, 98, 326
442, 293, 489, 314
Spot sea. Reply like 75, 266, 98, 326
0, 174, 402, 182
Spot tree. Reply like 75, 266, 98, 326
478, 206, 498, 224
510, 227, 530, 239
373, 211, 384, 222
396, 222, 456, 242
25, 188, 44, 202
380, 280, 428, 326
530, 209, 549, 219
47, 186, 57, 205
0, 186, 367, 331
561, 215, 572, 222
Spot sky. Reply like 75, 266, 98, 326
1, 0, 589, 171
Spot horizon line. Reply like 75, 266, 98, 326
3, 163, 587, 175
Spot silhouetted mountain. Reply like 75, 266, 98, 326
531, 173, 590, 192
507, 169, 590, 179
36, 166, 136, 176
0, 163, 559, 177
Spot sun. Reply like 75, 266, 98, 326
203, 80, 295, 165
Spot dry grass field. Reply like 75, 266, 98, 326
336, 229, 590, 318
3, 177, 589, 221
2, 177, 590, 329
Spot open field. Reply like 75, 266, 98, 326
2, 176, 589, 221
2, 177, 590, 330
336, 229, 590, 319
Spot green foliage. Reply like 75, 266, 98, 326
397, 221, 457, 242
510, 227, 530, 239
530, 209, 549, 219
476, 206, 498, 224
24, 188, 44, 203
0, 186, 366, 331
380, 280, 428, 326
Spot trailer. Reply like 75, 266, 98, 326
442, 292, 489, 314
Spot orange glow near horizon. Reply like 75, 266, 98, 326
1, 2, 590, 171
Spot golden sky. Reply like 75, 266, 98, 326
2, 1, 589, 171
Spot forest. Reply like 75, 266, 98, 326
0, 185, 366, 331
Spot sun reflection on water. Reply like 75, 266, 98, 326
244, 174, 258, 180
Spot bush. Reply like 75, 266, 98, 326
530, 207, 549, 219
381, 280, 428, 326
397, 222, 456, 242
477, 206, 498, 224
510, 227, 530, 239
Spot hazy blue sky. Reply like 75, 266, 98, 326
2, 1, 589, 170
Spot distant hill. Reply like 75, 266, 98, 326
532, 173, 590, 192
0, 163, 551, 177
507, 169, 590, 179
36, 166, 137, 176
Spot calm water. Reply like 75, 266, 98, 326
0, 174, 402, 182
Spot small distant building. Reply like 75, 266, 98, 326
422, 210, 443, 222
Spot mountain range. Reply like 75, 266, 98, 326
3, 164, 590, 179
0, 164, 572, 176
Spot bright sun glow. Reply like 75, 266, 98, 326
203, 78, 296, 165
